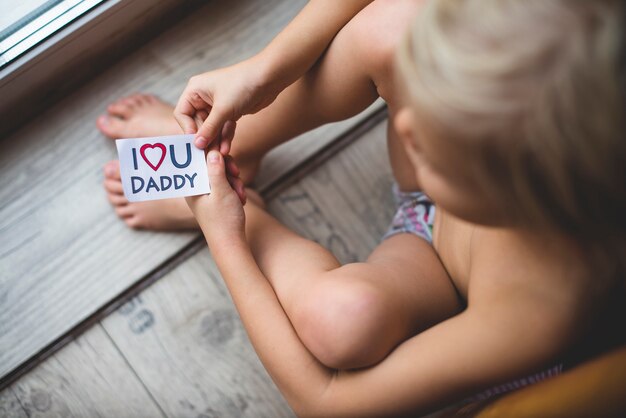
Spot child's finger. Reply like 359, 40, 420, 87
220, 120, 236, 155
228, 174, 247, 205
197, 109, 209, 122
196, 105, 231, 149
194, 114, 205, 133
173, 98, 199, 135
225, 155, 241, 177
206, 151, 232, 197
207, 135, 221, 154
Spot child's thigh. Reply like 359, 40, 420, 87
231, 0, 422, 168
303, 0, 424, 120
294, 233, 461, 369
336, 0, 425, 103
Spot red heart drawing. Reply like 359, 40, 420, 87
140, 143, 167, 171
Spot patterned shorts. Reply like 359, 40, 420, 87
383, 185, 435, 244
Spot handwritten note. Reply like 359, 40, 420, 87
116, 134, 210, 202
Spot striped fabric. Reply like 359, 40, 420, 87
470, 364, 564, 401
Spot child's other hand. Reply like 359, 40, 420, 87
174, 57, 279, 151
186, 151, 247, 242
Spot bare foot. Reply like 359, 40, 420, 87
103, 160, 198, 230
96, 93, 182, 139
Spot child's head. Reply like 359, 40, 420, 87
395, 0, 625, 264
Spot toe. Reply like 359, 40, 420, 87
104, 178, 124, 195
107, 192, 128, 206
97, 115, 128, 138
96, 115, 113, 136
107, 101, 133, 119
125, 216, 142, 229
127, 94, 143, 106
115, 204, 134, 218
136, 93, 152, 104
104, 160, 121, 180
98, 92, 178, 138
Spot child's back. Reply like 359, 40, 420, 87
394, 0, 626, 389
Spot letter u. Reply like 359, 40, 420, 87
169, 143, 192, 168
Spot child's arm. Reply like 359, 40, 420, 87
174, 0, 374, 148
258, 0, 375, 92
189, 152, 578, 417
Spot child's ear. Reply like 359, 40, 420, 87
394, 107, 419, 157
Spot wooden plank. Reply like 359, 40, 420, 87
8, 325, 164, 417
0, 389, 28, 418
0, 0, 382, 383
101, 259, 295, 418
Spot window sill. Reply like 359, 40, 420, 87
0, 0, 204, 138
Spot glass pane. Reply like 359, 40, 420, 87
0, 0, 105, 68
0, 0, 51, 33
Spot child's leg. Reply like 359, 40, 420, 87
102, 0, 420, 230
243, 195, 462, 370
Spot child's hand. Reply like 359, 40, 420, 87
186, 151, 247, 242
174, 57, 280, 151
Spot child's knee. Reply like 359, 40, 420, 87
337, 0, 421, 100
294, 266, 397, 369
345, 0, 424, 80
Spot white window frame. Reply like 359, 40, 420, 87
0, 0, 107, 68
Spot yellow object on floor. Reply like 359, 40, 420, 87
474, 345, 626, 418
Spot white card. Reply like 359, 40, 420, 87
115, 134, 210, 202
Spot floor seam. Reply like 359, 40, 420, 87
99, 324, 170, 418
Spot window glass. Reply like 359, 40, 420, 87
0, 0, 105, 68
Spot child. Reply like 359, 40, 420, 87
183, 0, 625, 416
100, 0, 384, 229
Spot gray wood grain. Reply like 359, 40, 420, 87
0, 389, 27, 418
101, 257, 295, 418
0, 0, 382, 381
9, 325, 164, 418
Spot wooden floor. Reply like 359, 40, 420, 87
0, 119, 394, 417
0, 0, 394, 416
0, 0, 382, 384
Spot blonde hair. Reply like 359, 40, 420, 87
398, 0, 626, 278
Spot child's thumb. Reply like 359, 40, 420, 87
206, 151, 230, 196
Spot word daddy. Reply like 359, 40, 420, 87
116, 134, 210, 202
